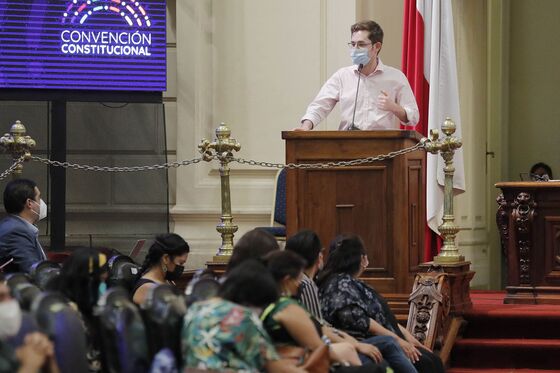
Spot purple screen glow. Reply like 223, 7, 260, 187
0, 0, 166, 91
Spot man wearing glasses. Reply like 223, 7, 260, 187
296, 20, 419, 131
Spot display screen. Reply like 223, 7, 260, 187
0, 0, 166, 92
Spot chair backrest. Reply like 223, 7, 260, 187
97, 287, 150, 373
6, 273, 38, 311
271, 168, 287, 226
107, 255, 141, 293
5, 272, 32, 290
11, 282, 41, 311
149, 348, 178, 373
31, 291, 90, 373
29, 261, 61, 290
185, 270, 220, 307
141, 284, 187, 364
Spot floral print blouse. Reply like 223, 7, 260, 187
182, 298, 279, 372
318, 273, 403, 340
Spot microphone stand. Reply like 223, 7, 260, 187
348, 64, 363, 131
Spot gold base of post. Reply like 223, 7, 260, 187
434, 254, 465, 264
419, 261, 474, 315
212, 255, 231, 263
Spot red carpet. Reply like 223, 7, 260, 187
447, 291, 560, 372
447, 368, 560, 373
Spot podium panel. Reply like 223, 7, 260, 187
283, 130, 426, 294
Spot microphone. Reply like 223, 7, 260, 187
348, 63, 363, 131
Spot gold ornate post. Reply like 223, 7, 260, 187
420, 118, 473, 361
0, 120, 36, 178
423, 117, 463, 263
198, 123, 241, 261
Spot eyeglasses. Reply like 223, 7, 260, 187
347, 41, 372, 49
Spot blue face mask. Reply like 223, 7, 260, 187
98, 281, 107, 297
350, 48, 371, 67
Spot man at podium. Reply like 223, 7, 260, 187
296, 20, 419, 131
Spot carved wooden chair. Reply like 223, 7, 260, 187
406, 265, 450, 351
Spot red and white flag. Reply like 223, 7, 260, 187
402, 0, 465, 261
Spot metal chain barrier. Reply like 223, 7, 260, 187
0, 142, 424, 175
232, 141, 425, 169
0, 156, 26, 180
29, 155, 208, 172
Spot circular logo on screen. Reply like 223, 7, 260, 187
62, 0, 152, 28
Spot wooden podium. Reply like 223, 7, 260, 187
496, 181, 560, 304
282, 130, 426, 294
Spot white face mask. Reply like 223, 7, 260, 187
31, 199, 47, 221
0, 299, 22, 339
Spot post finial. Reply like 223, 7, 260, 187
0, 120, 36, 178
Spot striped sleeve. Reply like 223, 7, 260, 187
298, 277, 323, 321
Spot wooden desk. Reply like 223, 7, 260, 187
496, 181, 560, 304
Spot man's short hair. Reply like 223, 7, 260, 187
285, 230, 322, 269
3, 178, 37, 214
351, 20, 384, 45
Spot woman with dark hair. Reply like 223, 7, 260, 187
226, 228, 280, 273
261, 250, 370, 369
48, 247, 109, 372
50, 247, 108, 319
317, 235, 444, 373
530, 162, 553, 181
132, 233, 189, 305
182, 260, 303, 372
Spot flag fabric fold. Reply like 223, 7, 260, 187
402, 0, 466, 261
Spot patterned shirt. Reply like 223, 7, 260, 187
318, 273, 403, 340
182, 298, 279, 372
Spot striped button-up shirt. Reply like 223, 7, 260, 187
298, 273, 323, 322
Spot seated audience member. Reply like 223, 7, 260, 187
47, 247, 109, 372
226, 228, 280, 273
182, 260, 303, 372
286, 230, 411, 370
132, 233, 189, 305
1, 274, 58, 373
262, 250, 379, 370
284, 230, 325, 320
530, 162, 553, 181
0, 179, 48, 273
317, 235, 444, 373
